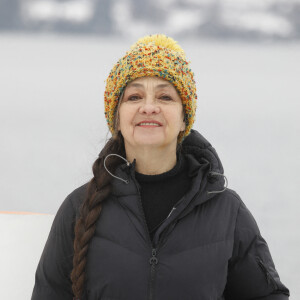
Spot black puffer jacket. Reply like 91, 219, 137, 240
31, 129, 290, 300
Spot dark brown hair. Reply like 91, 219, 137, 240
70, 130, 125, 299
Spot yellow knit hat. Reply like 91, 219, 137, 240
104, 34, 197, 143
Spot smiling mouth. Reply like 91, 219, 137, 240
137, 122, 162, 127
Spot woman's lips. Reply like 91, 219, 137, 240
138, 125, 161, 128
137, 122, 162, 128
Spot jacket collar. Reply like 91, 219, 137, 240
110, 129, 227, 201
182, 129, 224, 176
108, 129, 228, 246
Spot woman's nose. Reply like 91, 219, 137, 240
138, 98, 160, 115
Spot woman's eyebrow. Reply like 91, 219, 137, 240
127, 83, 172, 89
156, 83, 172, 89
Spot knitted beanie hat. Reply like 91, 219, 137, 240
104, 33, 197, 143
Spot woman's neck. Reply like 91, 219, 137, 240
125, 145, 177, 175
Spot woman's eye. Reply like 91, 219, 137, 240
127, 95, 141, 101
160, 95, 172, 101
126, 94, 172, 101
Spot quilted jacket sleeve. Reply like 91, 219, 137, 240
31, 193, 76, 300
224, 197, 290, 300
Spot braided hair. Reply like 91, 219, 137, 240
71, 90, 126, 299
70, 130, 125, 299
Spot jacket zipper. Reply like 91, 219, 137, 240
131, 175, 160, 300
131, 174, 200, 300
148, 220, 177, 300
256, 257, 278, 290
155, 191, 200, 250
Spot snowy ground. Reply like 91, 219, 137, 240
0, 34, 299, 299
0, 213, 54, 299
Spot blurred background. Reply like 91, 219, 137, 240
0, 0, 299, 299
1, 0, 300, 40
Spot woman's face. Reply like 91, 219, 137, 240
117, 76, 185, 151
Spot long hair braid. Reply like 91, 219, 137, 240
71, 131, 125, 299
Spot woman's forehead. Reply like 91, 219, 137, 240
126, 76, 174, 89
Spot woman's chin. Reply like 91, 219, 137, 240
134, 137, 164, 147
129, 129, 180, 148
133, 130, 164, 144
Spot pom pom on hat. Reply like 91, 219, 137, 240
130, 34, 186, 60
104, 33, 197, 143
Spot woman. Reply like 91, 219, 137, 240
32, 34, 290, 300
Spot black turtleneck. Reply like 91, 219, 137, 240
135, 152, 192, 242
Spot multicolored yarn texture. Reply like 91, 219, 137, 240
104, 33, 197, 143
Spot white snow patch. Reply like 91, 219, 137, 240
0, 214, 54, 299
